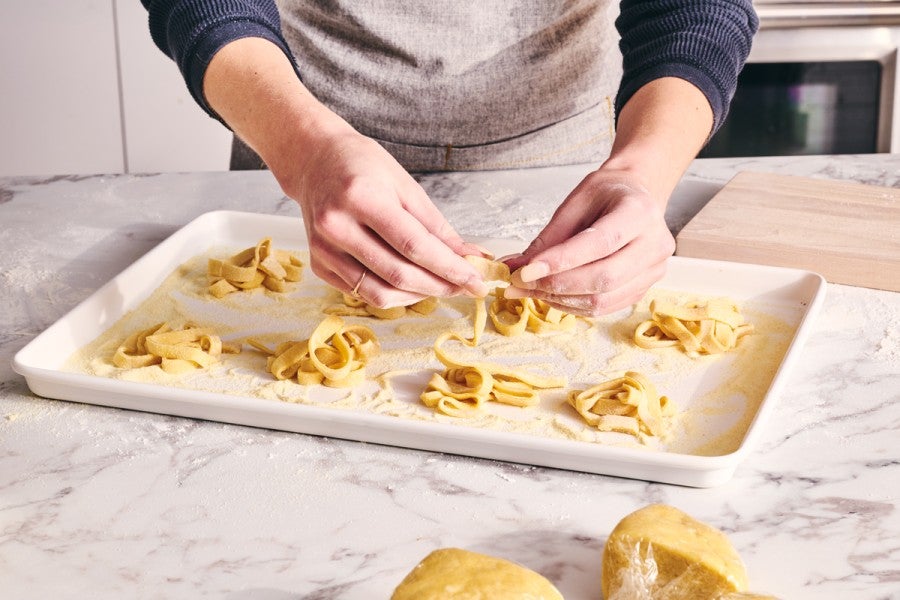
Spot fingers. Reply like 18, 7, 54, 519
307, 245, 431, 308
309, 256, 403, 310
504, 227, 674, 317
505, 179, 650, 272
399, 180, 489, 259
510, 193, 655, 287
292, 131, 490, 302
352, 268, 431, 309
506, 251, 667, 317
310, 199, 483, 307
362, 194, 489, 297
305, 187, 487, 301
501, 171, 674, 317
511, 217, 674, 295
338, 220, 470, 299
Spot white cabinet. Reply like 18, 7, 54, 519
0, 0, 231, 177
0, 0, 124, 176
115, 0, 231, 173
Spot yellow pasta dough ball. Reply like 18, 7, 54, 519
602, 504, 749, 600
391, 547, 563, 600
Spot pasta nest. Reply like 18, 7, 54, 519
325, 292, 439, 320
113, 322, 240, 374
634, 298, 753, 357
489, 288, 576, 336
207, 237, 303, 298
567, 371, 674, 441
421, 298, 566, 418
252, 315, 380, 388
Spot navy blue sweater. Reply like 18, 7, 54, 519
141, 0, 758, 134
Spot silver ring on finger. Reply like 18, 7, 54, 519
350, 270, 368, 299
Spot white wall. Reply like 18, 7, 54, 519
115, 0, 232, 173
0, 0, 232, 177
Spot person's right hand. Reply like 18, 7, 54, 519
278, 128, 490, 307
203, 37, 488, 308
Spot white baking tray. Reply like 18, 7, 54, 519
12, 210, 826, 487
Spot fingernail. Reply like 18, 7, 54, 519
510, 268, 535, 290
518, 261, 549, 283
471, 244, 494, 259
467, 280, 491, 298
503, 286, 527, 299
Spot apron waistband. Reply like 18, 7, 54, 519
372, 98, 615, 172
230, 98, 615, 173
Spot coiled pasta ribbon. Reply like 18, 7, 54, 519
421, 299, 566, 417
465, 255, 511, 289
325, 293, 439, 320
208, 237, 303, 298
251, 315, 379, 388
567, 371, 673, 439
634, 298, 753, 357
489, 288, 576, 336
464, 256, 575, 336
113, 322, 240, 374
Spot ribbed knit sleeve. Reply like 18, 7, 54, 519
141, 0, 299, 120
615, 0, 759, 135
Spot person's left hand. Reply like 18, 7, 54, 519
503, 168, 675, 317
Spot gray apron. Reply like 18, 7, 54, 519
235, 1, 622, 171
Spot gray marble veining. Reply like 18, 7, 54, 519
1, 155, 898, 599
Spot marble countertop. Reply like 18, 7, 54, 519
1, 155, 898, 599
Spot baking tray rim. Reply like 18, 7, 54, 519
11, 209, 828, 487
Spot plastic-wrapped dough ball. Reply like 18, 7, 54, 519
602, 504, 750, 600
391, 547, 563, 600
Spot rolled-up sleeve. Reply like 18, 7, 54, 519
615, 0, 759, 134
141, 0, 300, 119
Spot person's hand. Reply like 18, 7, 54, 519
277, 128, 489, 308
203, 37, 488, 308
504, 168, 675, 317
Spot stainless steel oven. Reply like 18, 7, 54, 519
701, 1, 900, 157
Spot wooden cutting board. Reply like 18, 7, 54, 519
675, 171, 900, 292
